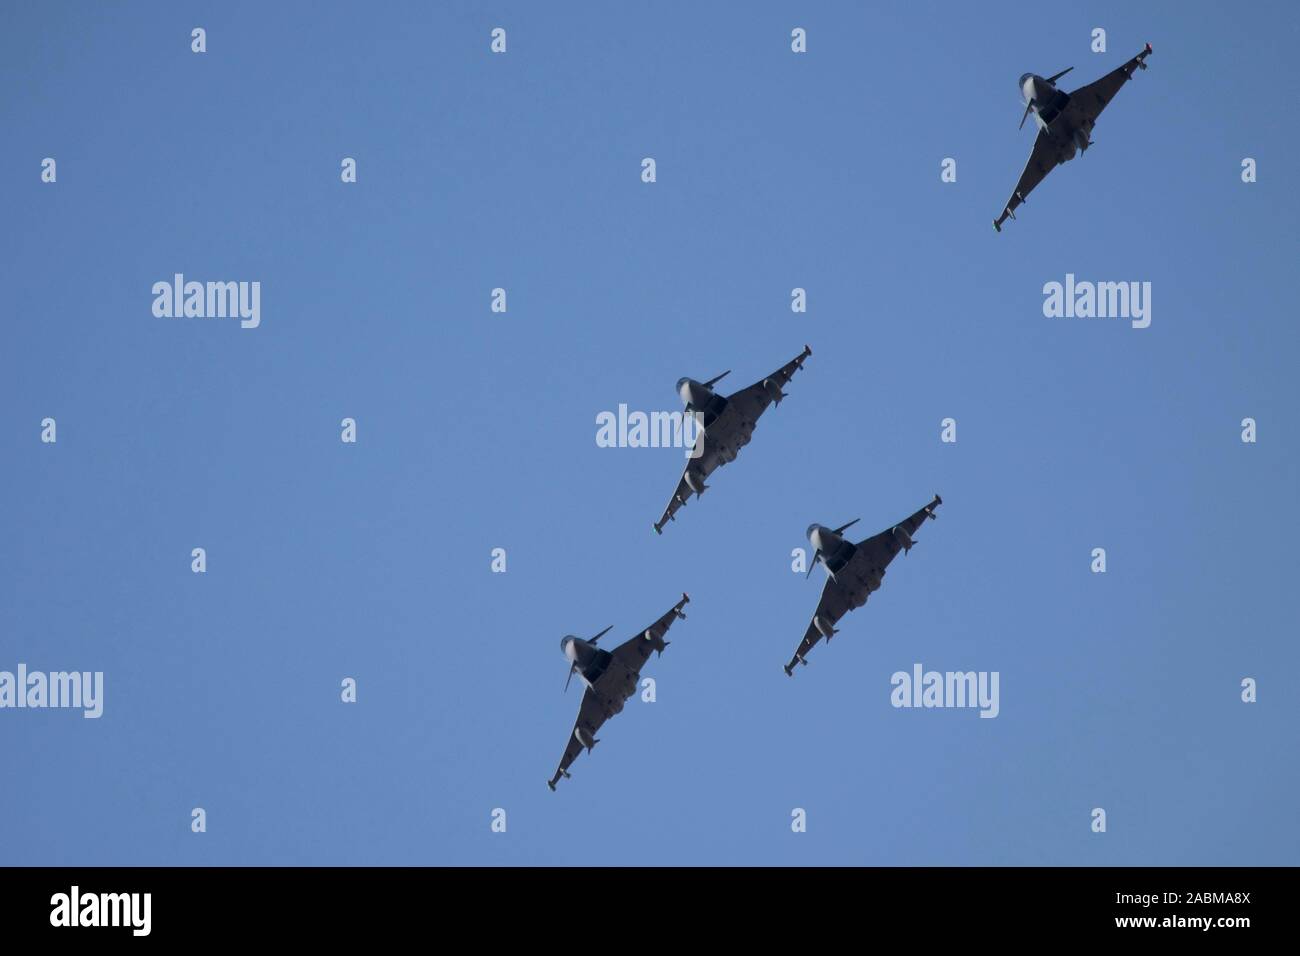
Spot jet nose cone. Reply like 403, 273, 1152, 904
680, 378, 709, 409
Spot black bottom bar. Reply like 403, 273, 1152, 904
0, 866, 1278, 940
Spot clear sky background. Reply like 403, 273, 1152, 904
2, 1, 1297, 866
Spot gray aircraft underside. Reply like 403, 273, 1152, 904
549, 593, 690, 790
994, 42, 1152, 231
654, 345, 812, 534
786, 495, 942, 675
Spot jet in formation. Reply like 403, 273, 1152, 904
785, 495, 942, 675
654, 346, 813, 534
994, 42, 1153, 231
549, 593, 690, 790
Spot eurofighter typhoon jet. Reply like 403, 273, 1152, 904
785, 496, 942, 676
653, 346, 812, 534
993, 42, 1153, 231
549, 593, 690, 790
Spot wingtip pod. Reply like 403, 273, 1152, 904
803, 343, 812, 358
547, 780, 557, 792
784, 663, 794, 677
993, 220, 1002, 233
653, 524, 662, 536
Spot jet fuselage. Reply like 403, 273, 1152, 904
677, 378, 729, 428
1020, 73, 1071, 130
806, 523, 907, 599
1019, 73, 1091, 162
807, 524, 857, 577
676, 377, 750, 470
561, 636, 611, 689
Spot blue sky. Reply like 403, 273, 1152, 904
2, 1, 1297, 865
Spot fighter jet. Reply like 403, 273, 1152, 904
548, 593, 690, 790
785, 495, 942, 675
993, 42, 1153, 231
653, 346, 812, 534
